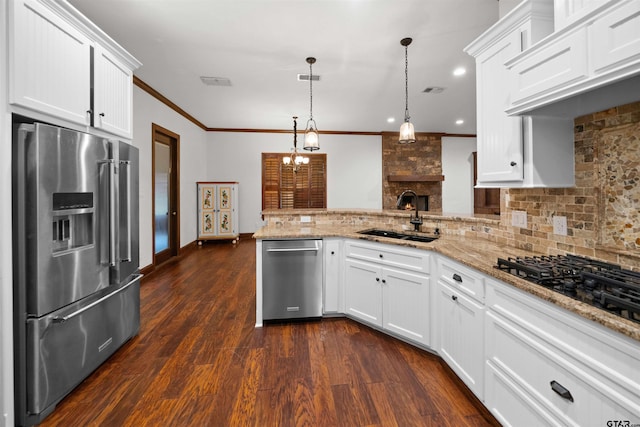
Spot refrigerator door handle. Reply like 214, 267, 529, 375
121, 159, 132, 263
52, 274, 142, 323
108, 160, 117, 267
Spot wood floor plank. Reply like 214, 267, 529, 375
36, 239, 498, 427
228, 347, 264, 426
366, 382, 400, 427
306, 323, 339, 427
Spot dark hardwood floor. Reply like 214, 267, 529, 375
39, 239, 499, 427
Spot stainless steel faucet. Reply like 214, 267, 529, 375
397, 189, 423, 231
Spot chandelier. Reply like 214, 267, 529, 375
283, 116, 309, 172
303, 57, 320, 151
399, 37, 416, 144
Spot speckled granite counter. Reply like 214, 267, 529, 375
254, 223, 640, 343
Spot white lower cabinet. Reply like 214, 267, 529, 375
382, 267, 430, 345
345, 258, 383, 326
344, 240, 430, 346
323, 238, 342, 314
333, 239, 640, 425
437, 282, 484, 399
436, 257, 485, 399
485, 278, 640, 426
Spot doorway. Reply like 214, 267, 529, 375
152, 124, 180, 265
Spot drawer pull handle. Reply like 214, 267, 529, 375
452, 273, 462, 283
379, 254, 383, 258
550, 380, 574, 402
382, 279, 386, 284
452, 295, 458, 301
376, 277, 380, 282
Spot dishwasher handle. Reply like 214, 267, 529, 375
266, 246, 319, 253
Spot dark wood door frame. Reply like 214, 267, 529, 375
152, 123, 180, 266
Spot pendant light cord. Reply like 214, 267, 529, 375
309, 61, 314, 121
404, 44, 410, 122
293, 116, 297, 149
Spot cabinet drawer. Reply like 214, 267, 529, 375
589, 0, 640, 75
508, 26, 589, 105
486, 310, 640, 425
487, 279, 640, 397
485, 360, 567, 426
486, 279, 640, 424
344, 240, 430, 274
437, 257, 484, 302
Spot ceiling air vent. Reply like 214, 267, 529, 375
200, 76, 232, 86
297, 74, 320, 81
423, 86, 444, 94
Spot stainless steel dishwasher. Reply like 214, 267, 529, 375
262, 239, 323, 320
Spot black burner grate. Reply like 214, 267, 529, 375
496, 255, 640, 324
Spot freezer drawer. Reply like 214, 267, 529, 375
25, 275, 141, 417
262, 239, 323, 320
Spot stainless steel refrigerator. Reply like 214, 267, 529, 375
12, 121, 141, 426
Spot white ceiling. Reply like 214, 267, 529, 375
68, 0, 499, 134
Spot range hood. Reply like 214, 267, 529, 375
504, 0, 640, 118
510, 73, 640, 118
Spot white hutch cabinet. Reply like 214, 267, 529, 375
197, 182, 239, 242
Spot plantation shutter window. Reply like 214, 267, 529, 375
262, 153, 327, 210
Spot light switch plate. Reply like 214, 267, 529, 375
512, 210, 527, 228
553, 216, 567, 235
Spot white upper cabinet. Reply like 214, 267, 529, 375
10, 0, 92, 126
93, 46, 134, 138
465, 0, 575, 188
589, 0, 640, 76
9, 0, 140, 139
473, 25, 524, 183
554, 0, 608, 30
506, 0, 640, 116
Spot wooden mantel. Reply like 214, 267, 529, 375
387, 175, 445, 182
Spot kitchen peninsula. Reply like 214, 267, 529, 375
254, 208, 640, 340
254, 208, 640, 425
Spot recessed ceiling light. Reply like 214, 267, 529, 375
453, 67, 466, 76
456, 119, 464, 125
387, 117, 395, 123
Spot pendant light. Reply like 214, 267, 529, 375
303, 57, 320, 151
283, 116, 309, 173
399, 38, 416, 144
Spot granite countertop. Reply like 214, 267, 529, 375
254, 224, 640, 343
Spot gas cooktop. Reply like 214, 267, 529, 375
496, 254, 640, 324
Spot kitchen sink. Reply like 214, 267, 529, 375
357, 229, 438, 243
